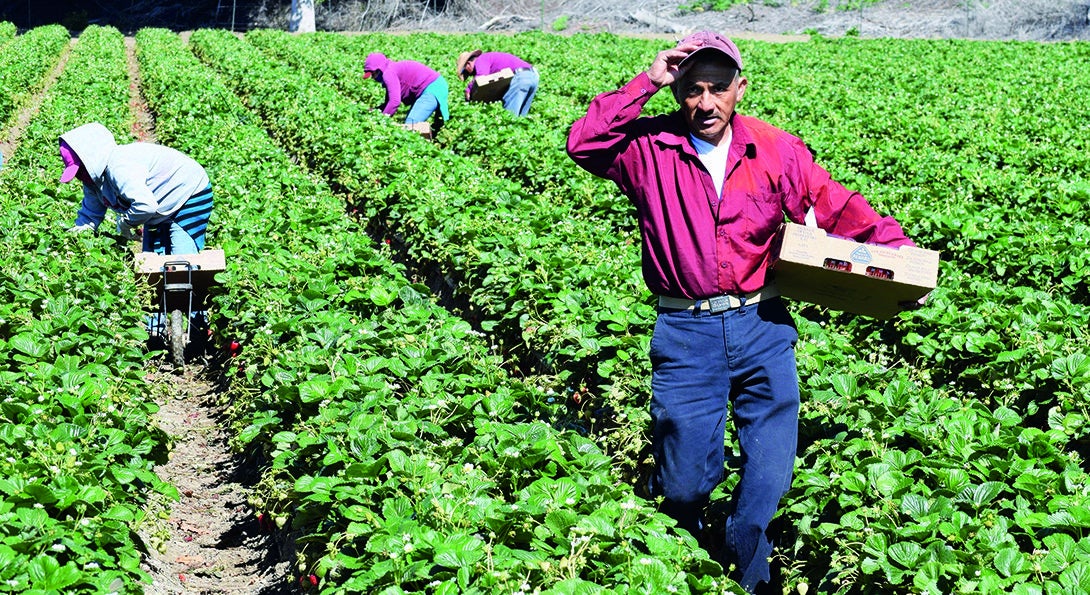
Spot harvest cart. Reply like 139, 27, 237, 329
134, 249, 226, 367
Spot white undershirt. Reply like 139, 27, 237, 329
689, 129, 732, 198
690, 130, 819, 227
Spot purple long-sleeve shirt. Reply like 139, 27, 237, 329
567, 71, 915, 299
474, 52, 532, 76
465, 52, 532, 98
371, 58, 441, 116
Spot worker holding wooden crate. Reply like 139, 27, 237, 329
60, 122, 213, 256
567, 31, 918, 593
456, 50, 539, 117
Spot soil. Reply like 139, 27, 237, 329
119, 40, 294, 594
136, 367, 291, 595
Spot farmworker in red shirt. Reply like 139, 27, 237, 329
456, 50, 539, 117
567, 31, 918, 593
363, 52, 450, 131
61, 122, 213, 256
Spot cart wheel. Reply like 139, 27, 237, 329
167, 309, 187, 368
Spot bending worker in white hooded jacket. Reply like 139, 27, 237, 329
61, 122, 213, 255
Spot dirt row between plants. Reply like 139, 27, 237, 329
119, 38, 294, 594
1, 32, 289, 594
0, 39, 71, 170
136, 362, 289, 595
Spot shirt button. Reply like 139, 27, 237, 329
720, 262, 729, 268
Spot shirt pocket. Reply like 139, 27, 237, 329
742, 190, 788, 243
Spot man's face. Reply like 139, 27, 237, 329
675, 59, 747, 145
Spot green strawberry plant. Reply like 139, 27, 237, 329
0, 25, 176, 594
0, 25, 69, 129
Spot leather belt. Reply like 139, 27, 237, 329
657, 286, 779, 313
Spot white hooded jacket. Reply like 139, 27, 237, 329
64, 123, 210, 229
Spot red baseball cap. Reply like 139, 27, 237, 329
677, 31, 744, 71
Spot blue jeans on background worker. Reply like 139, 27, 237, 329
143, 221, 199, 255
406, 78, 451, 126
502, 68, 539, 117
647, 297, 799, 592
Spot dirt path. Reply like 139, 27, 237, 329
121, 37, 293, 594
126, 37, 158, 143
137, 368, 290, 594
0, 39, 73, 165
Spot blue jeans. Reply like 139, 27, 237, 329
502, 69, 539, 117
143, 221, 199, 255
406, 78, 450, 125
647, 297, 799, 592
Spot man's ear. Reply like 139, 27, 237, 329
735, 75, 748, 102
669, 77, 683, 104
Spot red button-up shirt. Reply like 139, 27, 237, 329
567, 72, 915, 299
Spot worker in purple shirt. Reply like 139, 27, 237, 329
567, 31, 919, 593
363, 53, 450, 132
456, 50, 539, 117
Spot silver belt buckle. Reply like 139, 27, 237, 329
707, 295, 733, 313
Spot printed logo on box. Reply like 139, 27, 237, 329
850, 245, 873, 264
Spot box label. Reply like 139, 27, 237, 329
849, 244, 873, 264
